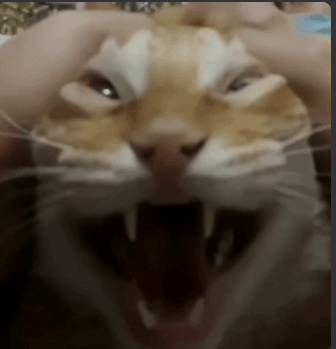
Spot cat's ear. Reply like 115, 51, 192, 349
83, 2, 115, 11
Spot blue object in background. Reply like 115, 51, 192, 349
294, 13, 331, 35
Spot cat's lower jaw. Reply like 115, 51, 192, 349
107, 280, 215, 349
34, 198, 321, 349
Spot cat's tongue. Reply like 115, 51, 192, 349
137, 305, 214, 349
124, 203, 215, 348
149, 325, 205, 349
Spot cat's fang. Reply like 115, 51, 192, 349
137, 300, 158, 329
203, 204, 216, 238
189, 298, 205, 326
214, 229, 234, 267
124, 207, 137, 242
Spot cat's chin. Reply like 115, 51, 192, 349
107, 279, 216, 349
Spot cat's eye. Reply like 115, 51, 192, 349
83, 73, 120, 100
227, 79, 252, 92
226, 71, 264, 93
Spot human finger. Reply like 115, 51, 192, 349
0, 10, 153, 122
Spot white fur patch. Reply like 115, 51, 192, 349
121, 30, 153, 97
225, 74, 288, 107
61, 31, 152, 111
183, 139, 287, 210
89, 30, 153, 99
195, 32, 254, 90
195, 28, 229, 89
60, 82, 120, 113
187, 139, 286, 178
53, 144, 153, 216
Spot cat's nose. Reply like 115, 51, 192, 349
129, 118, 207, 168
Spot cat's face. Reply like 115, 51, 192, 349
33, 17, 320, 349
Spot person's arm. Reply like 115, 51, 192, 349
240, 28, 331, 124
189, 2, 331, 124
0, 11, 152, 171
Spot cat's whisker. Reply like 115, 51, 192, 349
37, 189, 79, 207
276, 186, 315, 202
0, 108, 30, 134
0, 207, 59, 265
0, 189, 78, 249
275, 186, 324, 215
276, 171, 301, 179
31, 134, 73, 152
0, 167, 69, 185
275, 171, 303, 185
0, 166, 95, 186
0, 130, 38, 141
0, 130, 72, 153
285, 145, 331, 157
282, 123, 331, 148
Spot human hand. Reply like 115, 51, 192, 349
189, 2, 331, 125
275, 2, 331, 15
0, 10, 152, 122
0, 10, 152, 169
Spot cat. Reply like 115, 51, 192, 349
2, 4, 330, 349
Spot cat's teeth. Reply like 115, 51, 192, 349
214, 230, 234, 267
137, 300, 158, 329
124, 207, 137, 242
203, 204, 216, 239
189, 298, 205, 326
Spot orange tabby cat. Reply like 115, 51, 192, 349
23, 4, 330, 349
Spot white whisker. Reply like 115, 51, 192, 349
0, 189, 78, 243
0, 130, 38, 142
0, 187, 78, 260
275, 186, 324, 215
285, 145, 331, 157
0, 165, 102, 186
0, 167, 74, 185
31, 135, 70, 151
282, 124, 331, 148
275, 171, 302, 185
38, 189, 79, 206
0, 108, 30, 134
309, 123, 331, 135
0, 130, 71, 152
276, 186, 315, 202
277, 171, 301, 179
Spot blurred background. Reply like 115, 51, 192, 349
0, 2, 185, 35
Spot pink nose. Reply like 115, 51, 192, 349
130, 118, 207, 172
129, 118, 206, 203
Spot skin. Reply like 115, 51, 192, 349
190, 2, 331, 124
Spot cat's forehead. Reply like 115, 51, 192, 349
88, 27, 255, 97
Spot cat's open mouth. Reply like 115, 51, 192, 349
74, 201, 265, 348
